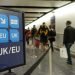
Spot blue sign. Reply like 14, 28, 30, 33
9, 15, 19, 28
0, 14, 8, 28
10, 29, 19, 42
0, 9, 25, 72
0, 29, 8, 43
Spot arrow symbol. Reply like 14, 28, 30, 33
0, 18, 6, 24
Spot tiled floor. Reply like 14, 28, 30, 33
52, 50, 75, 75
31, 49, 75, 75
31, 51, 50, 75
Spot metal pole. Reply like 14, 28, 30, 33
49, 48, 52, 75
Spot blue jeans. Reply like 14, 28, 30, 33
65, 43, 72, 63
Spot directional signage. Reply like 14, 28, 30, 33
0, 14, 8, 28
0, 8, 25, 72
10, 29, 19, 42
0, 29, 8, 43
9, 15, 19, 28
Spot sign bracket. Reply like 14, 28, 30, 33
4, 69, 16, 75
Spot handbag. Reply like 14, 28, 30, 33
60, 47, 68, 58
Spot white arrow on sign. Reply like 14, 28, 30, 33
0, 18, 6, 24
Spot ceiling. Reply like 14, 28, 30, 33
0, 0, 73, 26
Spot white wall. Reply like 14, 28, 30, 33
25, 2, 75, 31
54, 2, 75, 53
54, 2, 75, 34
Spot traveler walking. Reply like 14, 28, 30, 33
63, 20, 75, 65
48, 25, 56, 52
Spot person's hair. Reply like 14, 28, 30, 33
40, 25, 42, 28
43, 22, 45, 25
33, 25, 35, 27
66, 20, 71, 25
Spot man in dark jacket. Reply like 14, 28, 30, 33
48, 25, 56, 52
31, 25, 37, 44
63, 20, 75, 65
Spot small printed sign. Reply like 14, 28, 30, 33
9, 15, 19, 28
0, 29, 8, 43
0, 14, 8, 28
10, 29, 19, 42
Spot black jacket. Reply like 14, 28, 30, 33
63, 26, 75, 44
48, 29, 56, 42
31, 27, 37, 36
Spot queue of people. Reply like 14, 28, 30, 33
25, 22, 56, 52
25, 20, 75, 65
